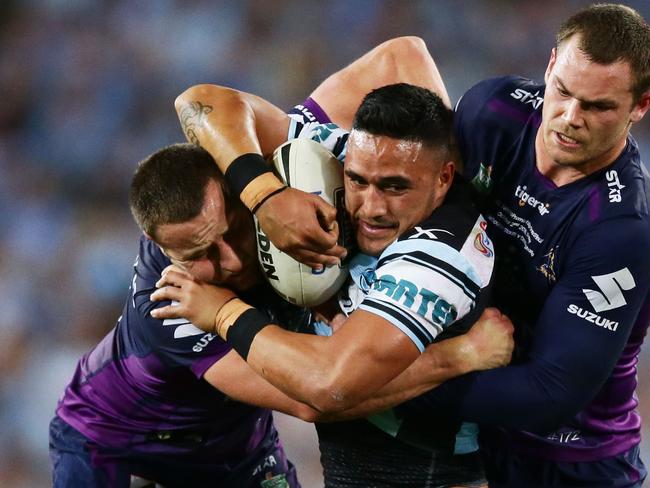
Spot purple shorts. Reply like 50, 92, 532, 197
49, 415, 300, 487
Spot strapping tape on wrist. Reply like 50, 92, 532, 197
225, 153, 285, 212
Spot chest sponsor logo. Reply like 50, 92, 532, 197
373, 274, 458, 327
514, 185, 550, 216
510, 88, 543, 110
606, 170, 625, 203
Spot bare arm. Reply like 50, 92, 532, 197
316, 308, 514, 421
174, 85, 346, 268
311, 36, 451, 130
203, 349, 320, 421
204, 307, 512, 423
151, 269, 420, 412
175, 84, 289, 169
151, 268, 513, 414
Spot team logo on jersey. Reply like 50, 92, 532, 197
606, 170, 625, 203
537, 246, 557, 283
470, 162, 493, 195
510, 88, 543, 110
359, 267, 376, 292
514, 185, 550, 216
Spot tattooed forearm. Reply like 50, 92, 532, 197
179, 101, 213, 145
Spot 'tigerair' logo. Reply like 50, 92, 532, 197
515, 185, 550, 216
373, 274, 458, 327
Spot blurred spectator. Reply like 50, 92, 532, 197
1, 1, 648, 485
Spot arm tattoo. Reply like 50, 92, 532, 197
179, 101, 213, 145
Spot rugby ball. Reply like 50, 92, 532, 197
254, 138, 351, 307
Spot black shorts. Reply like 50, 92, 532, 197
316, 420, 485, 488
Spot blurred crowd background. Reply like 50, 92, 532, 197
1, 0, 648, 486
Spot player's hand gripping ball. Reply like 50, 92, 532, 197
255, 138, 353, 306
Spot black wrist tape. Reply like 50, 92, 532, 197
226, 308, 271, 360
224, 153, 270, 196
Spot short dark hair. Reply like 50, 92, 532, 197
352, 83, 455, 160
129, 143, 231, 238
557, 3, 650, 101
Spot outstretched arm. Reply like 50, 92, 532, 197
205, 307, 513, 422
398, 220, 650, 433
151, 267, 513, 413
311, 36, 451, 130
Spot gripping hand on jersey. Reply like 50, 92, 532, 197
459, 308, 514, 372
149, 265, 236, 333
256, 187, 347, 271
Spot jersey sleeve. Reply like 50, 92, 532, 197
128, 237, 232, 379
286, 117, 348, 162
397, 215, 650, 431
454, 76, 543, 185
359, 218, 494, 352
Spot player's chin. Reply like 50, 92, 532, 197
356, 235, 392, 257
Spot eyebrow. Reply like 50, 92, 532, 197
174, 245, 209, 262
555, 77, 619, 109
345, 169, 412, 187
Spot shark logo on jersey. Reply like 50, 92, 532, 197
359, 267, 376, 292
510, 88, 543, 110
515, 185, 550, 216
606, 170, 625, 203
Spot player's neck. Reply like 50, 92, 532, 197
534, 128, 627, 187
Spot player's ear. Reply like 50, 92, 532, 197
544, 47, 557, 84
439, 161, 455, 189
630, 90, 650, 124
